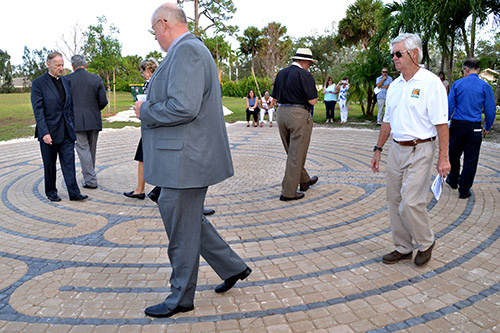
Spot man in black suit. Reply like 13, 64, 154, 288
31, 51, 88, 202
67, 55, 108, 189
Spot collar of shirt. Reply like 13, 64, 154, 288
48, 72, 60, 80
167, 31, 191, 53
292, 62, 303, 69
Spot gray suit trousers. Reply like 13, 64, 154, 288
75, 130, 99, 186
158, 187, 247, 308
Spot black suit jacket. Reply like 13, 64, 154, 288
66, 68, 108, 131
31, 72, 76, 144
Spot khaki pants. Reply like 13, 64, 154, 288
386, 140, 435, 253
277, 106, 313, 197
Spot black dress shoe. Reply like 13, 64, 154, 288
47, 194, 61, 202
123, 191, 145, 199
300, 176, 318, 192
279, 192, 305, 201
144, 303, 194, 318
69, 194, 88, 201
459, 190, 472, 199
82, 183, 98, 189
215, 267, 252, 293
445, 177, 458, 190
203, 208, 216, 216
147, 191, 159, 203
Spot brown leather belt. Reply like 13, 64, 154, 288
393, 136, 436, 146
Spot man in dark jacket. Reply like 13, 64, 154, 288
31, 52, 87, 201
67, 55, 108, 189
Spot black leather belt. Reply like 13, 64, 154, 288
393, 136, 436, 146
280, 104, 310, 110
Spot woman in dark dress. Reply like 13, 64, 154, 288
123, 58, 159, 199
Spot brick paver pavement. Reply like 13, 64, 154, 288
0, 123, 499, 332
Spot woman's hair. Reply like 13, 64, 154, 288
140, 58, 159, 73
325, 76, 333, 88
247, 89, 255, 99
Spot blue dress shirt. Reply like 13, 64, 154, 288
448, 73, 496, 131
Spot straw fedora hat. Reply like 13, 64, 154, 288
291, 48, 317, 63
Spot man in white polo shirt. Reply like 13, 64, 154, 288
370, 33, 450, 267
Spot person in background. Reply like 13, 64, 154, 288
439, 71, 449, 94
446, 58, 496, 199
124, 58, 158, 200
271, 48, 319, 201
323, 76, 338, 123
370, 33, 450, 267
375, 68, 393, 125
338, 77, 350, 124
67, 55, 108, 189
259, 90, 275, 127
245, 89, 259, 127
135, 3, 251, 318
31, 51, 88, 202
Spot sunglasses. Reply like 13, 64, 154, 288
382, 71, 388, 73
390, 50, 409, 58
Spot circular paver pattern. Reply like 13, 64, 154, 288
0, 124, 499, 332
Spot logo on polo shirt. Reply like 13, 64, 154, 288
411, 88, 420, 98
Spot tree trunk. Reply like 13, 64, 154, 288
366, 86, 374, 118
495, 77, 500, 105
447, 36, 455, 86
470, 12, 476, 58
460, 25, 470, 58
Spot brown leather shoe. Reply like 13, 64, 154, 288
414, 241, 435, 266
382, 250, 412, 264
300, 176, 318, 192
279, 192, 305, 201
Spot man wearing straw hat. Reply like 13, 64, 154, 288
272, 48, 319, 201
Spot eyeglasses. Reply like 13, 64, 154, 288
382, 71, 388, 73
390, 50, 409, 58
149, 19, 166, 35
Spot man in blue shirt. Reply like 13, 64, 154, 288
447, 58, 496, 199
375, 67, 393, 125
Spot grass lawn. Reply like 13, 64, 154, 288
2, 92, 498, 142
0, 92, 137, 141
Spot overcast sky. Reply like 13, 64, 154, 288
1, 0, 378, 66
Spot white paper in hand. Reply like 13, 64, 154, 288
431, 174, 443, 201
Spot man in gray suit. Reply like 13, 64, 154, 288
134, 3, 251, 318
67, 55, 108, 189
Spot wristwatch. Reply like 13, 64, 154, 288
373, 146, 383, 152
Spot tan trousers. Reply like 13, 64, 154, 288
386, 140, 435, 253
277, 106, 313, 197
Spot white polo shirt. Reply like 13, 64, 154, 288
383, 67, 448, 141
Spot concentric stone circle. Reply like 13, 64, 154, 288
0, 124, 499, 332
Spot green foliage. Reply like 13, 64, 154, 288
145, 51, 164, 63
255, 22, 293, 78
83, 16, 122, 88
179, 0, 237, 36
337, 0, 383, 51
204, 35, 232, 64
238, 26, 262, 67
0, 50, 15, 93
115, 55, 144, 91
18, 46, 53, 83
221, 76, 274, 98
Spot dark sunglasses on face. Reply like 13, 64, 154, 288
382, 71, 387, 73
391, 50, 408, 58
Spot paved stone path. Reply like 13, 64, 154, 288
1, 123, 499, 332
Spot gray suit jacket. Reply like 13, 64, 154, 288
66, 68, 108, 131
140, 33, 234, 189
